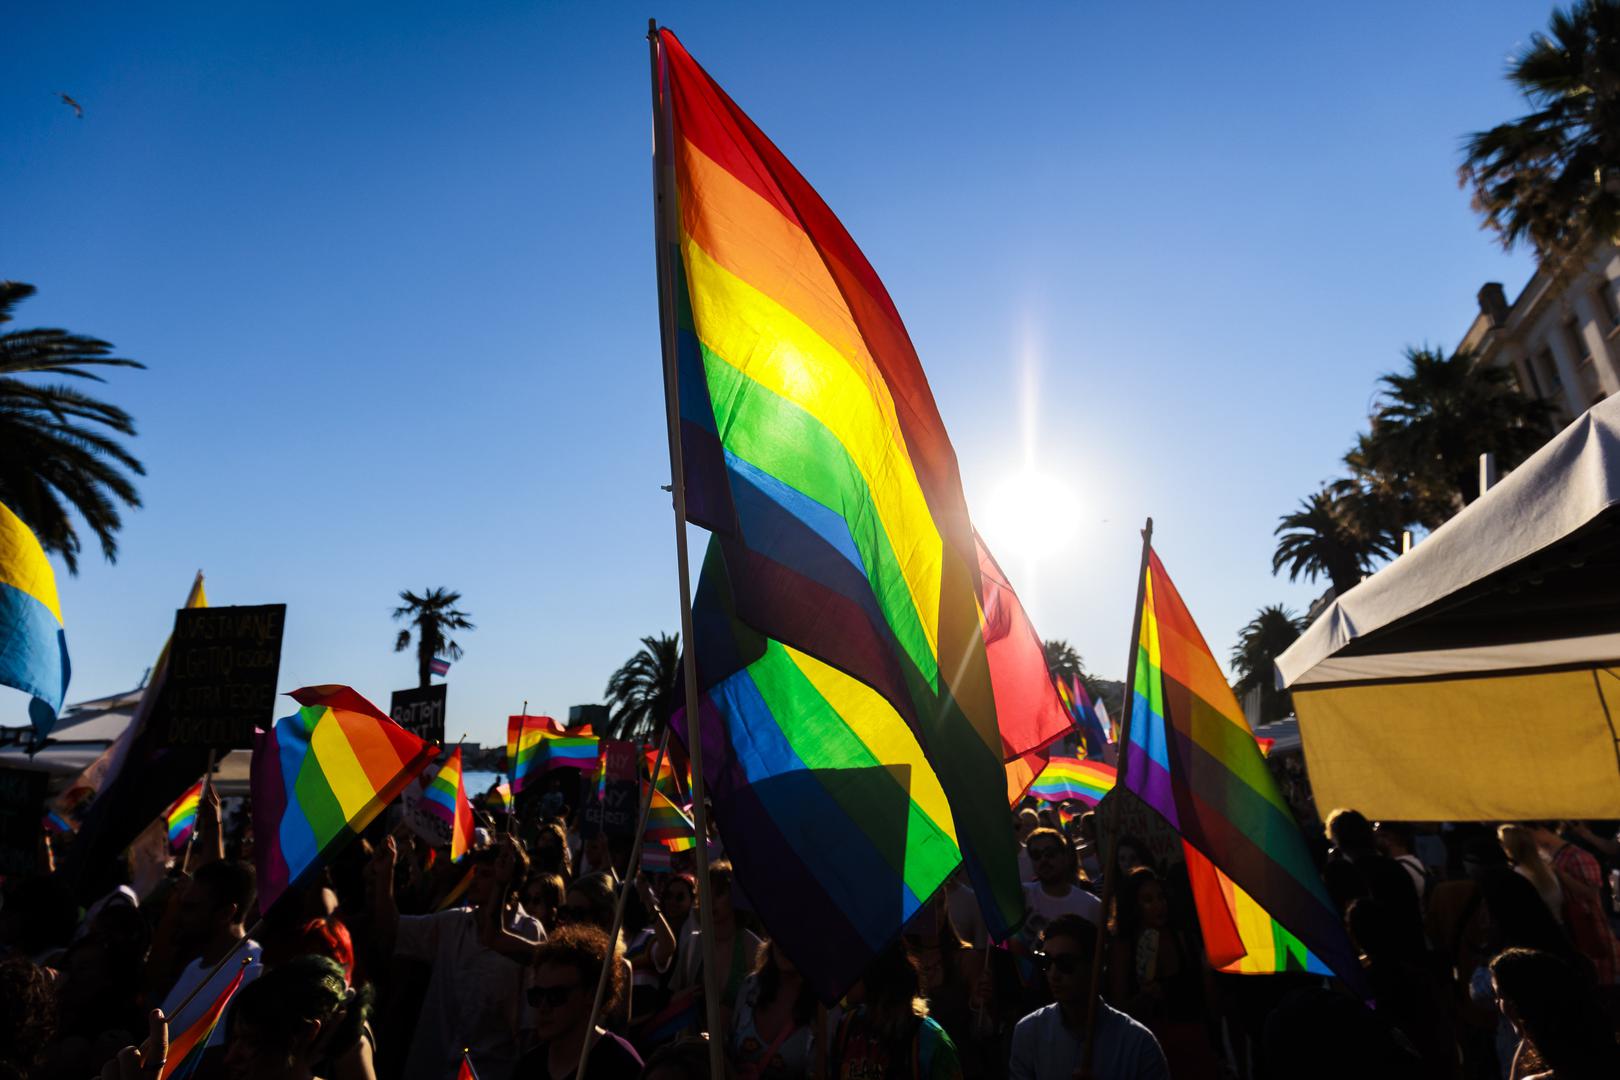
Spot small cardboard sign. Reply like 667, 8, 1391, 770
390, 684, 447, 744
584, 739, 641, 837
157, 604, 286, 749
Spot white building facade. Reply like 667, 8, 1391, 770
1461, 238, 1620, 426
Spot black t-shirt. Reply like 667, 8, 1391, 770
516, 1032, 643, 1080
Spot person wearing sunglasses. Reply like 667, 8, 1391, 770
1021, 828, 1101, 938
1008, 915, 1169, 1080
515, 924, 642, 1080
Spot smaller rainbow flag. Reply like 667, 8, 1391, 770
422, 747, 474, 862
1028, 757, 1116, 807
42, 809, 74, 835
1056, 803, 1078, 830
644, 748, 685, 802
159, 958, 250, 1080
641, 842, 674, 872
534, 730, 599, 772
165, 779, 205, 852
457, 1052, 479, 1080
494, 780, 512, 812
506, 713, 565, 794
644, 789, 695, 846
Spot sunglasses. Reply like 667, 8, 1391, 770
1028, 846, 1064, 861
527, 981, 581, 1008
1033, 951, 1084, 975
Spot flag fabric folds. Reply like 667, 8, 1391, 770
535, 730, 600, 772
422, 747, 474, 862
0, 500, 70, 734
165, 779, 205, 851
1029, 757, 1116, 807
1055, 675, 1112, 762
658, 27, 1024, 940
159, 959, 250, 1080
643, 787, 696, 847
506, 714, 572, 793
252, 684, 436, 914
1123, 550, 1362, 987
429, 657, 452, 677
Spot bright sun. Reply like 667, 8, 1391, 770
985, 467, 1082, 561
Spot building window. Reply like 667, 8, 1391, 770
1536, 347, 1563, 397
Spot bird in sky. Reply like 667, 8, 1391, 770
57, 92, 84, 118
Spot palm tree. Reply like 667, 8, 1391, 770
604, 632, 680, 741
1043, 639, 1086, 686
0, 281, 145, 572
392, 588, 474, 688
1363, 346, 1553, 514
1272, 489, 1397, 596
1231, 605, 1307, 725
1460, 0, 1620, 255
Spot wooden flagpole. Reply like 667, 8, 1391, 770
1081, 516, 1152, 1073
645, 20, 726, 1080
576, 725, 674, 1080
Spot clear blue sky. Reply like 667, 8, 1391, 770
4, 2, 1541, 749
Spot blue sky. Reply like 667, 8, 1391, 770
5, 2, 1541, 749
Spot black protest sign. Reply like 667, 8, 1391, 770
157, 604, 286, 749
582, 739, 640, 837
390, 684, 447, 744
0, 767, 50, 876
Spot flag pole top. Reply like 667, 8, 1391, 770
647, 18, 658, 38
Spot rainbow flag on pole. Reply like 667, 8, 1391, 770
657, 26, 1029, 950
251, 685, 436, 914
158, 959, 250, 1080
506, 714, 569, 794
1124, 549, 1363, 989
422, 747, 474, 862
165, 779, 204, 851
643, 788, 695, 846
534, 730, 600, 772
1028, 756, 1116, 807
0, 500, 70, 735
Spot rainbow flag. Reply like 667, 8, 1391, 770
644, 748, 686, 802
1055, 675, 1111, 761
506, 713, 567, 793
422, 747, 474, 862
457, 1052, 479, 1080
165, 779, 205, 851
1124, 549, 1363, 989
494, 780, 512, 812
643, 788, 695, 846
1028, 757, 1116, 807
0, 500, 70, 734
42, 809, 74, 835
534, 730, 600, 771
251, 685, 436, 914
159, 958, 250, 1080
1055, 804, 1078, 830
658, 27, 1026, 946
641, 842, 674, 873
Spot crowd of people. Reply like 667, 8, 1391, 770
3, 770, 1620, 1080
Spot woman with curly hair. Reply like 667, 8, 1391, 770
222, 955, 375, 1080
516, 924, 642, 1080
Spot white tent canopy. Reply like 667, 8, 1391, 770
1276, 397, 1620, 821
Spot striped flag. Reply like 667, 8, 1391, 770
421, 747, 474, 862
164, 779, 205, 851
159, 959, 250, 1080
430, 657, 452, 677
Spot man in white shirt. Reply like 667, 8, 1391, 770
1021, 827, 1101, 935
1010, 914, 1169, 1080
373, 835, 542, 1080
158, 860, 263, 1063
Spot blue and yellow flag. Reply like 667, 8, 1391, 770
0, 501, 70, 734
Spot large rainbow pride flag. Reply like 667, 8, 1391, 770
421, 746, 473, 862
251, 685, 436, 914
657, 26, 1043, 945
1029, 756, 1116, 807
0, 500, 70, 735
1124, 549, 1363, 988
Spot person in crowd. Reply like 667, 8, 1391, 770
1530, 823, 1620, 988
532, 822, 575, 882
1, 874, 79, 967
903, 897, 980, 1068
1113, 836, 1151, 877
1008, 914, 1169, 1080
1021, 827, 1099, 936
0, 958, 56, 1080
524, 873, 568, 933
1322, 808, 1425, 953
516, 924, 643, 1080
560, 873, 619, 935
222, 955, 374, 1080
829, 943, 961, 1079
43, 912, 151, 1080
1346, 897, 1455, 1077
1499, 825, 1564, 925
728, 939, 816, 1079
1490, 947, 1620, 1079
371, 834, 540, 1080
1375, 820, 1432, 902
664, 861, 764, 1035
158, 860, 264, 1071
579, 830, 616, 882
637, 1037, 709, 1080
1015, 808, 1040, 881
283, 917, 375, 1080
1074, 812, 1103, 884
941, 869, 988, 950
1108, 866, 1219, 1079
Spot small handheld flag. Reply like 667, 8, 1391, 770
160, 957, 250, 1080
165, 779, 205, 852
643, 789, 695, 847
430, 657, 452, 677
422, 746, 474, 862
506, 713, 566, 794
457, 1051, 479, 1080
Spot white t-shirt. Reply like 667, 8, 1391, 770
1022, 882, 1101, 937
160, 940, 263, 1051
396, 905, 543, 1080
